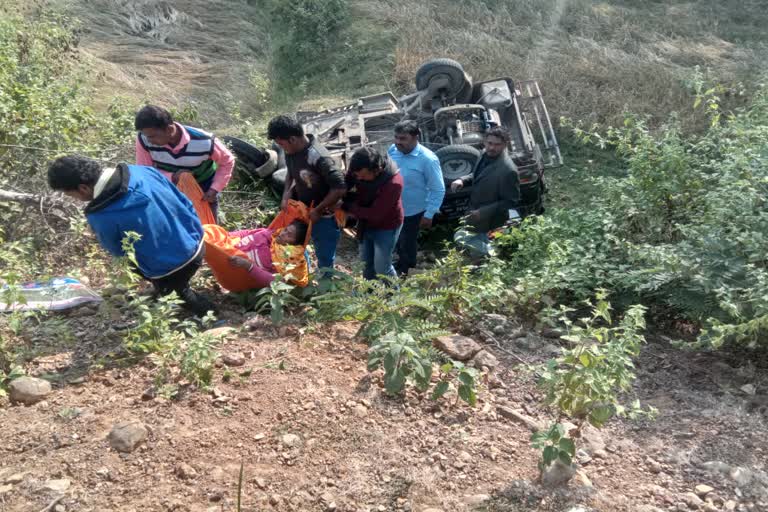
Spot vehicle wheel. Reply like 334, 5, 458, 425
415, 58, 471, 100
222, 136, 274, 183
435, 144, 481, 186
268, 168, 287, 197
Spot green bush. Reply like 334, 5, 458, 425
496, 79, 768, 348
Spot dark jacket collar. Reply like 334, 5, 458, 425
85, 163, 131, 213
354, 156, 397, 206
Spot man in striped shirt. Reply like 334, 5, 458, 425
134, 105, 235, 220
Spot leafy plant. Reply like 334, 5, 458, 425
368, 332, 433, 395
253, 276, 300, 325
432, 360, 480, 406
538, 292, 653, 427
531, 423, 576, 471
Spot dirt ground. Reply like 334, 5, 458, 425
1, 284, 767, 512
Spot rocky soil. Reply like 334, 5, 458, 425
1, 297, 767, 512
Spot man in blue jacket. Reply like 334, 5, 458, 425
388, 120, 445, 276
47, 155, 215, 317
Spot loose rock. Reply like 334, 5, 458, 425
9, 377, 52, 405
471, 350, 499, 370
681, 492, 703, 508
281, 433, 301, 448
175, 463, 198, 480
222, 353, 245, 367
695, 484, 714, 497
4, 473, 24, 485
108, 419, 148, 453
729, 467, 753, 486
42, 479, 71, 493
462, 495, 490, 506
433, 334, 482, 361
542, 460, 576, 487
205, 326, 236, 338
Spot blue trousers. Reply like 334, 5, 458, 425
360, 225, 403, 280
311, 216, 341, 271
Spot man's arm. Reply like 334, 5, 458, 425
209, 138, 236, 192
423, 156, 446, 221
281, 172, 294, 210
312, 156, 347, 220
88, 216, 126, 258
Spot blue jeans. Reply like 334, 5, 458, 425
311, 216, 341, 271
360, 226, 403, 280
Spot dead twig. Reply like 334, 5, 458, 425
477, 327, 528, 365
38, 494, 64, 512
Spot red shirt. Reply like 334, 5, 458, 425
348, 172, 404, 230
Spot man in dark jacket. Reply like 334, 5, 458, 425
450, 127, 520, 257
267, 115, 347, 271
47, 155, 216, 317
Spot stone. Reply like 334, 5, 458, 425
541, 460, 576, 487
695, 485, 714, 497
433, 335, 482, 361
353, 405, 368, 418
471, 350, 499, 370
54, 505, 65, 512
580, 424, 606, 456
574, 470, 593, 488
108, 420, 148, 453
222, 353, 245, 367
255, 477, 267, 489
730, 467, 753, 486
462, 495, 490, 506
496, 406, 545, 432
701, 461, 731, 475
4, 473, 24, 484
0, 484, 12, 494
725, 500, 737, 511
175, 463, 197, 480
681, 492, 703, 508
646, 457, 663, 474
8, 377, 52, 405
740, 384, 756, 395
205, 326, 236, 338
281, 433, 301, 448
43, 479, 71, 493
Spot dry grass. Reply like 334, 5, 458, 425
380, 0, 767, 127
61, 0, 768, 129
57, 0, 271, 122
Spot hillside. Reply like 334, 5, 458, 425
1, 2, 768, 512
62, 0, 768, 128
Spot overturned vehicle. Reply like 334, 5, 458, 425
226, 58, 562, 219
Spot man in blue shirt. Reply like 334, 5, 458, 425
388, 120, 445, 275
47, 155, 216, 317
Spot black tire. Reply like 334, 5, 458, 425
268, 168, 287, 197
221, 135, 270, 185
435, 144, 481, 186
415, 58, 470, 99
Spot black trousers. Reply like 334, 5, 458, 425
149, 246, 216, 317
394, 211, 424, 276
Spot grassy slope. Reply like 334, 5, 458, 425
63, 0, 767, 131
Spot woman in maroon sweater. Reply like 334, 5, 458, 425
342, 146, 404, 280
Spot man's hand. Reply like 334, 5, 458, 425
419, 216, 433, 229
308, 207, 321, 224
228, 256, 251, 269
280, 196, 290, 211
450, 179, 464, 192
203, 188, 219, 203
